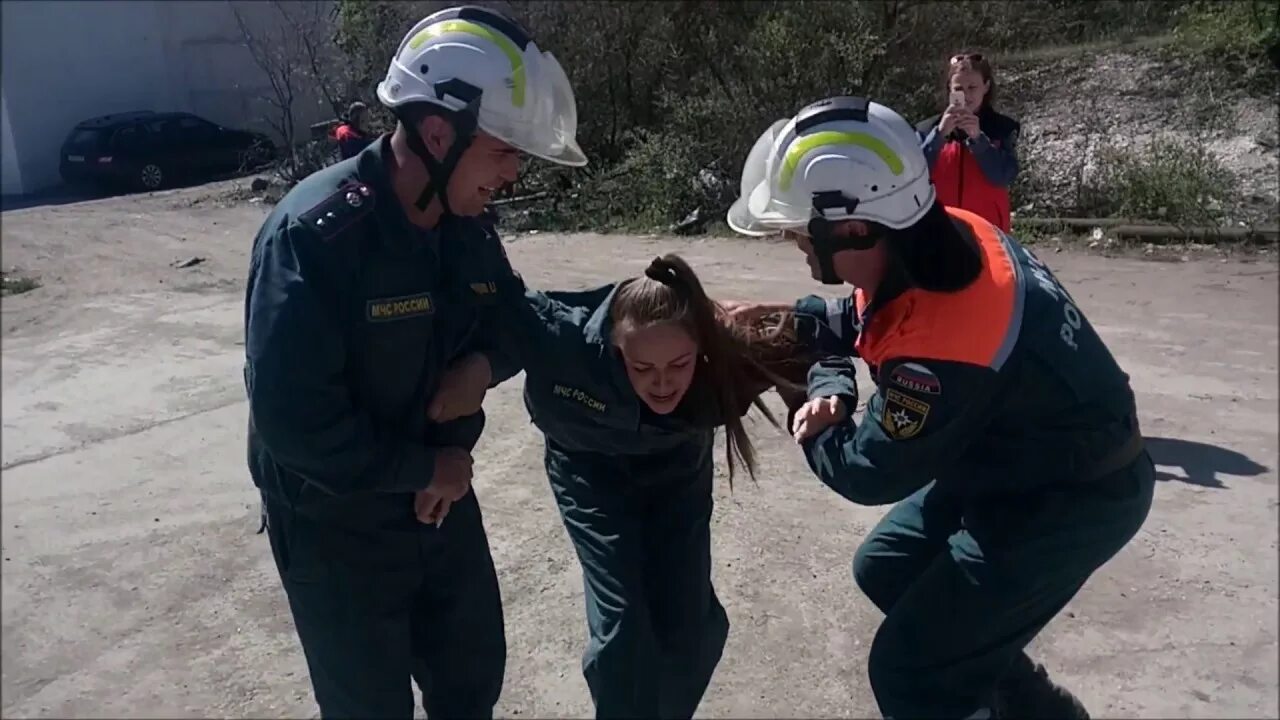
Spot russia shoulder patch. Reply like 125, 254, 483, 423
888, 362, 942, 395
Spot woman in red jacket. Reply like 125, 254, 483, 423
918, 52, 1021, 231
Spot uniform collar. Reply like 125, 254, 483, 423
583, 283, 623, 350
855, 263, 910, 325
357, 134, 438, 252
582, 282, 645, 411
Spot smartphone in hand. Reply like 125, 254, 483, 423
949, 90, 966, 109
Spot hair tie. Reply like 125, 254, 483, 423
644, 257, 678, 286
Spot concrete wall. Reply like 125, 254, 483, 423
2, 92, 23, 195
0, 0, 335, 195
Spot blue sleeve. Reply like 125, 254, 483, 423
471, 236, 526, 387
244, 221, 438, 496
479, 332, 523, 388
794, 294, 859, 356
966, 127, 1020, 187
800, 357, 1001, 505
483, 269, 584, 387
921, 125, 946, 170
807, 356, 860, 406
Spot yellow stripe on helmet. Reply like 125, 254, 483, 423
407, 19, 526, 108
778, 131, 904, 192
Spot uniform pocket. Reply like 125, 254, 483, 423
265, 499, 331, 585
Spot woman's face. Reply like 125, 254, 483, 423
616, 322, 699, 415
949, 69, 989, 113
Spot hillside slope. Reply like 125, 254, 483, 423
1002, 38, 1278, 226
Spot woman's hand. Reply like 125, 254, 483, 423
956, 111, 981, 139
939, 108, 964, 137
791, 395, 849, 442
428, 353, 492, 423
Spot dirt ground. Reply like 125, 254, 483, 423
1, 180, 1277, 719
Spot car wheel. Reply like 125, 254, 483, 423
138, 163, 164, 191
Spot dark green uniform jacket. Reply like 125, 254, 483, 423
794, 207, 1145, 504
244, 137, 520, 531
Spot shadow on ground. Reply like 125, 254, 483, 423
1145, 436, 1270, 489
1, 168, 274, 214
1, 186, 107, 212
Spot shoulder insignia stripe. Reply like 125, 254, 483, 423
298, 182, 374, 240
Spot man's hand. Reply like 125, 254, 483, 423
791, 395, 849, 442
414, 448, 474, 527
429, 353, 493, 423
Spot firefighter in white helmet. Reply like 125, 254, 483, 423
243, 6, 584, 718
725, 96, 1152, 719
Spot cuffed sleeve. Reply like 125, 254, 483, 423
800, 358, 1001, 506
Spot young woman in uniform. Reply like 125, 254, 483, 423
429, 252, 817, 719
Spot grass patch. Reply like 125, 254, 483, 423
1174, 1, 1277, 58
1168, 0, 1279, 91
1076, 138, 1240, 224
1, 271, 41, 296
1001, 32, 1177, 64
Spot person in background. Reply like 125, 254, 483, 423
918, 52, 1021, 231
333, 100, 375, 159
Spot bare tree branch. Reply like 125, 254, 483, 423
230, 0, 343, 183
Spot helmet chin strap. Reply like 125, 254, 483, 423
394, 99, 481, 219
807, 191, 877, 285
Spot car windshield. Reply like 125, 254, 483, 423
66, 129, 106, 153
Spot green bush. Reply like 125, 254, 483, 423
1077, 138, 1240, 224
1175, 1, 1278, 57
332, 0, 1203, 231
1, 272, 41, 296
1171, 0, 1279, 89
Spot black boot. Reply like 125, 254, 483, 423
993, 658, 1090, 720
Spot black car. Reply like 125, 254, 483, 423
59, 111, 276, 192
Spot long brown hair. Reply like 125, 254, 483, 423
610, 254, 801, 487
943, 50, 998, 111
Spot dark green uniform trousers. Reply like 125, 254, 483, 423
264, 489, 506, 719
546, 443, 730, 719
852, 453, 1156, 719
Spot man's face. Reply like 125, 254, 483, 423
420, 118, 522, 217
787, 222, 886, 288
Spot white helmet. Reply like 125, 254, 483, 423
727, 96, 934, 236
376, 5, 586, 168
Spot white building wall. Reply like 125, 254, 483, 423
0, 0, 334, 196
2, 91, 25, 196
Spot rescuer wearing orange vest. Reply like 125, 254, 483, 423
333, 101, 375, 160
722, 96, 1153, 720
